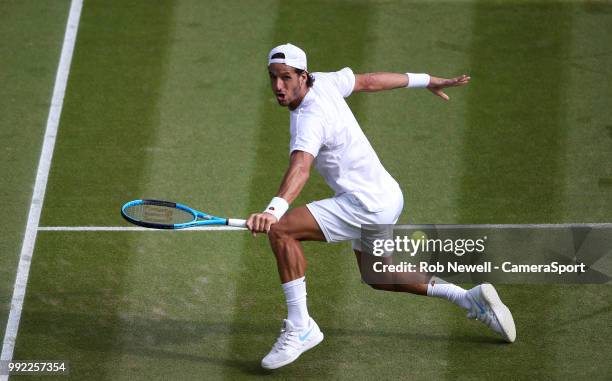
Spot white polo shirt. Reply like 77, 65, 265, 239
289, 67, 401, 213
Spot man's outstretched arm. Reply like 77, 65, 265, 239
353, 72, 470, 101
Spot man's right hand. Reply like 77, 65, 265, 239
246, 212, 278, 236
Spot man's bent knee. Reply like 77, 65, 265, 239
268, 222, 293, 243
268, 207, 326, 242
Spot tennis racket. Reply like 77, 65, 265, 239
121, 199, 247, 230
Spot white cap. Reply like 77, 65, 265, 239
268, 43, 307, 70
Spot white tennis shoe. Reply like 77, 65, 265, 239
466, 284, 516, 343
261, 317, 324, 370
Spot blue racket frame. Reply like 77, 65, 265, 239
121, 199, 235, 229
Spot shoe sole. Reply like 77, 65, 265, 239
261, 331, 325, 370
481, 284, 516, 343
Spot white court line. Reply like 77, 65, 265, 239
35, 223, 612, 232
38, 226, 247, 231
1, 0, 83, 377
395, 223, 612, 229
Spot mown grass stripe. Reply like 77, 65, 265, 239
10, 1, 178, 379
447, 1, 574, 379
0, 0, 72, 355
0, 1, 82, 376
224, 1, 376, 378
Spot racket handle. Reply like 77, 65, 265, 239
227, 218, 247, 228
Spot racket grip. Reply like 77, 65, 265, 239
227, 218, 247, 228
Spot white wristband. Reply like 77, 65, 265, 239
406, 73, 430, 88
264, 197, 289, 221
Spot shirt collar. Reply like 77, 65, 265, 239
293, 87, 314, 112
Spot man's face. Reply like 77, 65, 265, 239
268, 63, 307, 109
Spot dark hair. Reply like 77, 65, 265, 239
295, 69, 315, 87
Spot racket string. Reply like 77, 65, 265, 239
124, 204, 195, 225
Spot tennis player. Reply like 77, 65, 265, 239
246, 43, 516, 370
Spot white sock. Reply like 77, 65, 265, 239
282, 276, 310, 328
426, 276, 471, 310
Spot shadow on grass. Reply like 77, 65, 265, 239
20, 309, 508, 376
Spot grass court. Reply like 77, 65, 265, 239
1, 0, 611, 379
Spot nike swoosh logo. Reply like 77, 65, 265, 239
299, 326, 315, 342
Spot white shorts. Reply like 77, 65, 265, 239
306, 191, 403, 252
